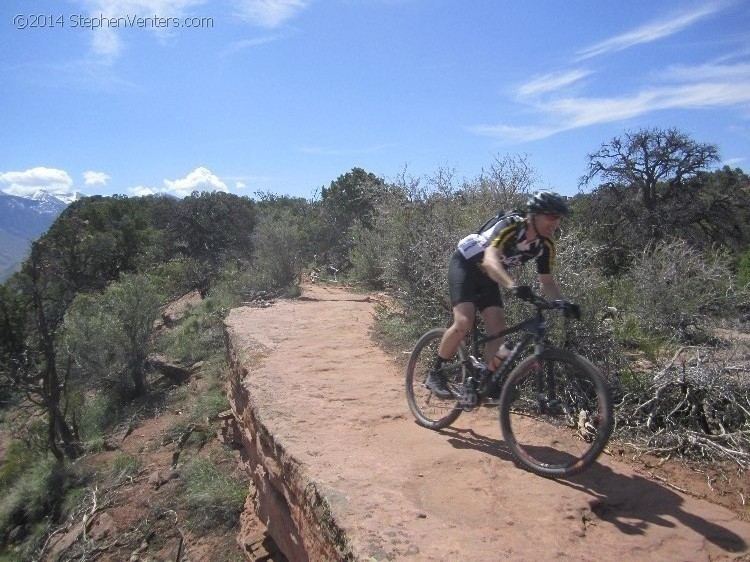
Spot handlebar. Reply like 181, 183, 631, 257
521, 293, 581, 319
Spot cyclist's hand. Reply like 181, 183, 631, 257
512, 285, 534, 302
562, 301, 581, 320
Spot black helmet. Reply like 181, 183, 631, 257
527, 191, 570, 216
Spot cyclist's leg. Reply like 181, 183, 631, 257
476, 275, 506, 367
438, 301, 475, 359
481, 305, 506, 367
425, 253, 479, 398
442, 251, 479, 359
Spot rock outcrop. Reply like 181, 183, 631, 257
224, 284, 750, 562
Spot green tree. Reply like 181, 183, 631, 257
165, 192, 257, 294
250, 207, 306, 289
63, 273, 163, 399
7, 244, 82, 461
582, 127, 720, 213
318, 168, 387, 269
577, 128, 724, 274
678, 166, 750, 252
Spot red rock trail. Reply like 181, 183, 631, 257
224, 283, 750, 561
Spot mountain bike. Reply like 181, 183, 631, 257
405, 294, 614, 478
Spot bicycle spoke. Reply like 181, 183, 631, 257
500, 350, 613, 478
406, 328, 466, 429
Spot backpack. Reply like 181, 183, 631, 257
474, 208, 525, 235
457, 209, 525, 260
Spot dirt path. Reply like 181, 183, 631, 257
226, 283, 750, 561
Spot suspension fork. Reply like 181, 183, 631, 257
531, 312, 558, 409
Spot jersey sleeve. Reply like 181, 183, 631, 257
488, 216, 519, 253
535, 238, 555, 274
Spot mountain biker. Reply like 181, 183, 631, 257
425, 190, 580, 399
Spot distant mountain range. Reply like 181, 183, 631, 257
0, 190, 80, 281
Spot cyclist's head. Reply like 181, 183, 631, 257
527, 191, 570, 217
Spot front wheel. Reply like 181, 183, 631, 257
499, 348, 613, 478
406, 328, 467, 430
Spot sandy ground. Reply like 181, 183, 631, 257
225, 282, 750, 562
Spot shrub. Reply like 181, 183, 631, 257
251, 208, 306, 291
62, 273, 164, 398
625, 239, 744, 337
738, 249, 750, 288
0, 456, 69, 546
0, 440, 34, 490
181, 455, 248, 533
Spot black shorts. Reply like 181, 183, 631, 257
447, 250, 503, 310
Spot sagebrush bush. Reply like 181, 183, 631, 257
251, 208, 306, 291
736, 249, 750, 289
0, 440, 34, 491
181, 455, 248, 533
368, 165, 532, 331
0, 456, 69, 546
625, 239, 744, 337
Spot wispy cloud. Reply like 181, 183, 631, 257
470, 61, 750, 142
80, 0, 206, 61
472, 1, 747, 143
468, 124, 558, 143
548, 80, 750, 127
517, 69, 592, 97
722, 156, 746, 166
575, 2, 727, 61
233, 0, 309, 28
221, 35, 284, 56
300, 143, 396, 156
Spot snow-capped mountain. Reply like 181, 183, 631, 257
28, 188, 82, 209
0, 189, 79, 281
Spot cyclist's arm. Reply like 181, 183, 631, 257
539, 274, 562, 301
481, 246, 516, 290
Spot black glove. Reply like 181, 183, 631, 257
512, 285, 534, 302
562, 301, 581, 320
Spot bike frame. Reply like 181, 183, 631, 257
468, 305, 553, 398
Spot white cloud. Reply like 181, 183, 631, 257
468, 123, 559, 142
83, 170, 111, 186
472, 80, 750, 142
233, 0, 308, 28
235, 180, 247, 190
483, 4, 746, 143
81, 0, 206, 60
221, 35, 283, 56
162, 167, 229, 197
129, 185, 160, 196
517, 69, 592, 98
575, 2, 727, 61
659, 62, 750, 82
722, 157, 746, 166
300, 143, 396, 156
0, 167, 74, 197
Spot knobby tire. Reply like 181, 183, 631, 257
499, 348, 613, 478
405, 328, 467, 430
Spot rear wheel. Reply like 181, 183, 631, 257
499, 348, 613, 478
406, 328, 467, 429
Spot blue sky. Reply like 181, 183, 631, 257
1, 0, 749, 200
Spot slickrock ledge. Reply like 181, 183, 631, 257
223, 284, 750, 562
225, 342, 353, 561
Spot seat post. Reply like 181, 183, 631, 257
472, 315, 480, 357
